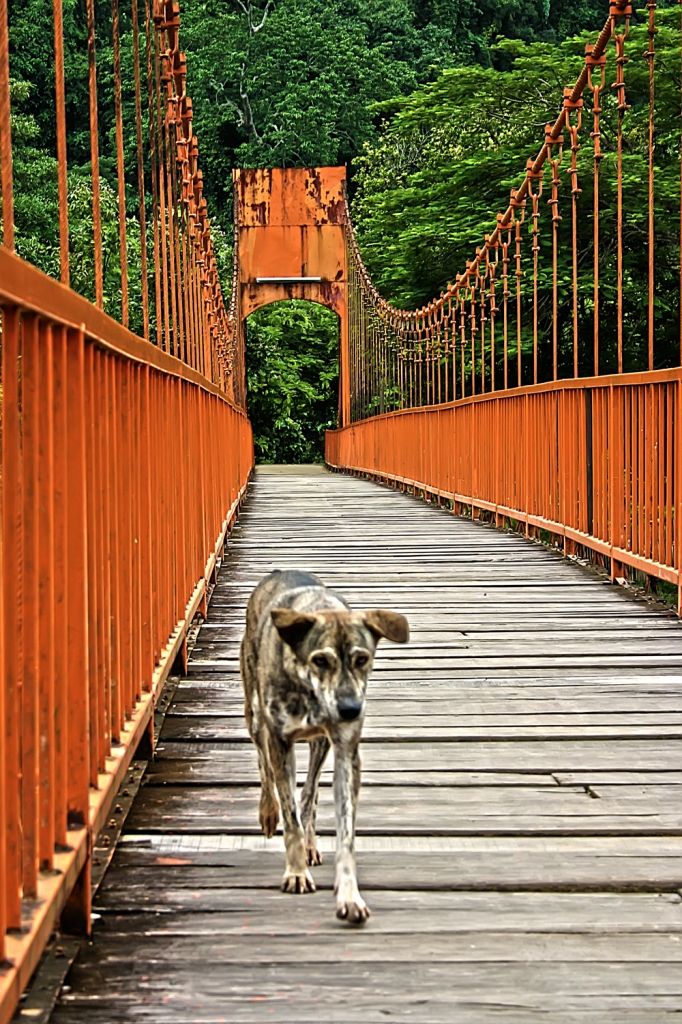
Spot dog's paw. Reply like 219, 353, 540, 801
259, 796, 280, 839
336, 896, 371, 925
281, 868, 316, 894
306, 844, 323, 866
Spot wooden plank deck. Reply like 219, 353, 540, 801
51, 466, 682, 1022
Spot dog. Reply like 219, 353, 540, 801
239, 569, 409, 923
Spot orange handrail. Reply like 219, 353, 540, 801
0, 0, 253, 1017
328, 369, 682, 608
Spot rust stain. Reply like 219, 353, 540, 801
235, 166, 347, 317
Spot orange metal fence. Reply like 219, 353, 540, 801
0, 247, 253, 1020
330, 0, 682, 609
0, 0, 254, 1011
327, 369, 681, 605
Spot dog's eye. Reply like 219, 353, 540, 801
355, 654, 369, 668
312, 655, 328, 669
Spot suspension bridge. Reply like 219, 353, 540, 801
0, 0, 681, 1020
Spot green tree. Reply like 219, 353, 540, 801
246, 301, 339, 462
351, 8, 682, 377
180, 0, 612, 220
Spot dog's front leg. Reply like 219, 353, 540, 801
332, 736, 369, 923
267, 732, 315, 893
301, 736, 330, 866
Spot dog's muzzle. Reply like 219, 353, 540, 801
337, 697, 363, 722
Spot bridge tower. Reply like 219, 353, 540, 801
233, 166, 350, 425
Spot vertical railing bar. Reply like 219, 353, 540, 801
131, 365, 142, 695
140, 365, 154, 686
64, 326, 91, 929
52, 324, 68, 847
22, 313, 40, 900
53, 0, 69, 284
119, 360, 133, 718
154, 25, 172, 352
514, 203, 523, 387
86, 0, 104, 309
666, 383, 674, 569
38, 321, 56, 872
2, 306, 22, 929
108, 356, 122, 742
160, 32, 180, 356
658, 386, 665, 565
0, 357, 5, 958
84, 342, 100, 785
613, 11, 630, 375
112, 0, 129, 328
646, 1, 656, 372
132, 0, 150, 340
168, 95, 186, 362
99, 352, 112, 763
145, 0, 163, 346
0, 0, 14, 250
587, 45, 605, 378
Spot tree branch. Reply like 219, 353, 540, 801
234, 0, 275, 36
212, 63, 262, 143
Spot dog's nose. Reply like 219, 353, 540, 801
337, 697, 363, 721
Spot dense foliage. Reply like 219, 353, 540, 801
180, 0, 611, 221
5, 0, 673, 454
246, 302, 339, 462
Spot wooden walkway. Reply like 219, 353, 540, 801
51, 466, 682, 1022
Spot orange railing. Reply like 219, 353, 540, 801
330, 1, 682, 609
328, 369, 681, 597
0, 253, 252, 1016
0, 0, 252, 1018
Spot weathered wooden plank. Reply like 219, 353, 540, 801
132, 782, 682, 807
93, 852, 682, 899
50, 929, 682, 963
185, 657, 682, 674
50, 966, 682, 1024
85, 888, 682, 930
171, 680, 682, 700
152, 738, 682, 772
124, 783, 682, 835
168, 694, 682, 716
158, 714, 682, 744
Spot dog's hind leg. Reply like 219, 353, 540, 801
268, 733, 315, 894
300, 736, 330, 866
332, 737, 369, 924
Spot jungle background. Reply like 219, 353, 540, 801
5, 0, 679, 460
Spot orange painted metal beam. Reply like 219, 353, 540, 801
234, 166, 350, 425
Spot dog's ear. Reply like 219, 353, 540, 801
271, 608, 317, 649
363, 609, 409, 644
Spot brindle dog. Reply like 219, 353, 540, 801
240, 569, 409, 923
